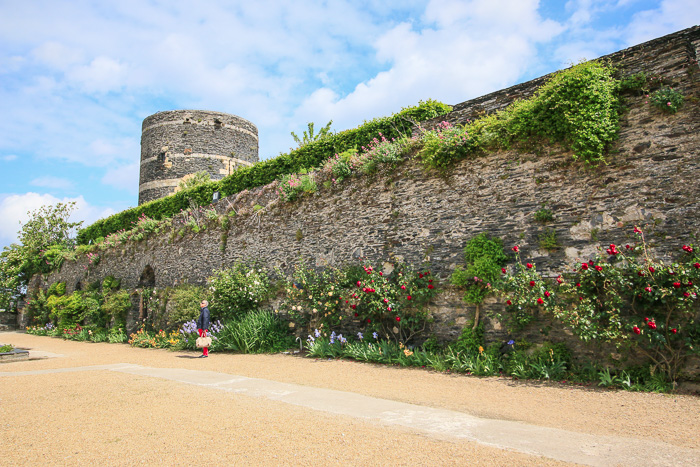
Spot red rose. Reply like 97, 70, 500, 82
673, 282, 681, 288
638, 271, 645, 276
425, 271, 430, 276
387, 307, 392, 311
579, 297, 583, 301
350, 304, 357, 309
419, 273, 423, 278
529, 281, 535, 287
506, 300, 512, 305
595, 265, 603, 271
428, 279, 433, 283
407, 295, 412, 300
633, 326, 641, 335
645, 286, 652, 292
367, 319, 371, 323
625, 244, 631, 249
537, 298, 544, 305
395, 316, 400, 322
345, 300, 349, 303
544, 291, 551, 297
581, 263, 589, 270
648, 321, 657, 329
589, 260, 594, 265
527, 263, 533, 269
383, 298, 389, 303
379, 272, 383, 276
682, 245, 693, 253
512, 245, 519, 252
648, 266, 655, 273
683, 292, 690, 297
556, 275, 563, 284
695, 263, 700, 269
576, 283, 581, 287
634, 226, 641, 234
401, 285, 406, 290
354, 312, 358, 317
427, 284, 434, 289
688, 281, 693, 286
671, 328, 678, 334
357, 281, 362, 287
502, 268, 507, 274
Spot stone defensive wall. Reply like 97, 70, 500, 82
138, 110, 259, 205
38, 27, 700, 346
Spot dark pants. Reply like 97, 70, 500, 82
198, 329, 208, 356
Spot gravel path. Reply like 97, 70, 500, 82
1, 332, 699, 466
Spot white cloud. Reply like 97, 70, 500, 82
32, 41, 84, 71
293, 0, 564, 130
624, 0, 700, 46
67, 56, 129, 94
3, 155, 17, 161
101, 163, 139, 194
30, 176, 74, 190
0, 193, 115, 249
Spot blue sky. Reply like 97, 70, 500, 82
0, 0, 697, 248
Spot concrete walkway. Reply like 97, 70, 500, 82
3, 355, 699, 467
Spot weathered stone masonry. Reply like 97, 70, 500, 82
38, 27, 700, 350
139, 110, 259, 205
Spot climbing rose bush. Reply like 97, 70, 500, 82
499, 227, 699, 382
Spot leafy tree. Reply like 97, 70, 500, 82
18, 202, 82, 251
0, 202, 82, 308
291, 120, 333, 148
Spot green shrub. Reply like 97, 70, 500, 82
420, 60, 619, 168
451, 233, 508, 305
168, 284, 208, 325
102, 290, 131, 326
450, 321, 484, 354
534, 208, 553, 223
209, 263, 271, 321
650, 87, 683, 114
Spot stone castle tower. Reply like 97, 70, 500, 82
138, 110, 259, 205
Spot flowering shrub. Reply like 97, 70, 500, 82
419, 121, 475, 169
284, 261, 346, 332
498, 228, 700, 381
348, 262, 438, 344
649, 87, 683, 114
277, 172, 317, 203
352, 133, 406, 174
497, 248, 557, 331
208, 263, 271, 321
320, 147, 356, 185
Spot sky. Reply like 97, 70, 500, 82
0, 0, 698, 249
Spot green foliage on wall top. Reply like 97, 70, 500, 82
77, 99, 451, 245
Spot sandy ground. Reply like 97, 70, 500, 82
1, 331, 699, 466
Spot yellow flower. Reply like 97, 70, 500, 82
404, 348, 413, 357
328, 292, 333, 296
478, 346, 484, 354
